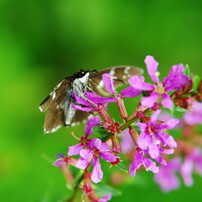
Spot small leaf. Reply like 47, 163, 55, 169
94, 184, 122, 197
184, 64, 190, 77
193, 75, 200, 93
116, 161, 128, 173
92, 126, 111, 141
175, 106, 187, 112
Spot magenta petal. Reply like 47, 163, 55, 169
68, 144, 83, 156
165, 118, 179, 129
141, 92, 159, 108
154, 158, 181, 192
136, 122, 147, 133
91, 157, 103, 183
98, 193, 112, 202
72, 104, 93, 112
80, 149, 94, 159
143, 156, 159, 173
72, 94, 92, 106
54, 159, 64, 167
137, 133, 150, 150
184, 101, 202, 125
156, 132, 177, 148
76, 157, 90, 169
88, 138, 110, 151
85, 116, 101, 136
100, 151, 117, 162
129, 151, 144, 177
161, 93, 173, 110
128, 75, 154, 91
155, 155, 167, 166
102, 73, 115, 94
180, 159, 194, 186
163, 64, 190, 91
148, 140, 160, 159
151, 110, 161, 123
85, 92, 116, 104
121, 86, 141, 97
159, 148, 174, 154
144, 55, 160, 83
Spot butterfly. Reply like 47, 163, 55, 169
39, 66, 143, 133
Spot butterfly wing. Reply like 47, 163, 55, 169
88, 66, 143, 96
39, 78, 72, 133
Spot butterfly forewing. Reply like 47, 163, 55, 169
39, 66, 143, 133
39, 78, 72, 133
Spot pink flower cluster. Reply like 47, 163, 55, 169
53, 56, 202, 201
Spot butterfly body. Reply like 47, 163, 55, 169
39, 66, 143, 133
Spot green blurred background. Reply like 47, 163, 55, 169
1, 0, 202, 201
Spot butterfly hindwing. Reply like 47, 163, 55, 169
88, 66, 143, 96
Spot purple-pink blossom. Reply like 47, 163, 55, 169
76, 138, 118, 183
154, 158, 181, 192
137, 110, 178, 159
129, 148, 159, 177
184, 101, 202, 125
128, 56, 190, 110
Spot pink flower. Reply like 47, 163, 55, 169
76, 138, 118, 183
129, 148, 159, 177
128, 56, 190, 110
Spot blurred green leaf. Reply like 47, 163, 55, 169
184, 64, 191, 77
92, 126, 111, 140
193, 75, 200, 93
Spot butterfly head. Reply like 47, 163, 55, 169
74, 69, 89, 78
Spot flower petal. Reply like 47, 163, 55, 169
76, 157, 90, 169
98, 193, 112, 202
144, 55, 160, 83
72, 104, 93, 112
180, 158, 194, 186
161, 93, 173, 110
85, 116, 101, 136
156, 132, 177, 148
141, 92, 159, 108
121, 86, 141, 97
128, 75, 154, 91
85, 92, 116, 104
68, 144, 83, 156
129, 151, 144, 177
54, 159, 64, 167
150, 109, 161, 123
143, 156, 159, 173
102, 73, 115, 94
163, 64, 190, 91
91, 157, 103, 183
100, 151, 117, 162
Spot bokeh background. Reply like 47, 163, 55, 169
1, 0, 202, 201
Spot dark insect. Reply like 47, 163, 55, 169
39, 66, 143, 133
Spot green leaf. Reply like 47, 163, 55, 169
193, 75, 200, 93
184, 64, 190, 77
94, 184, 122, 197
92, 126, 111, 141
175, 106, 187, 112
116, 161, 128, 173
